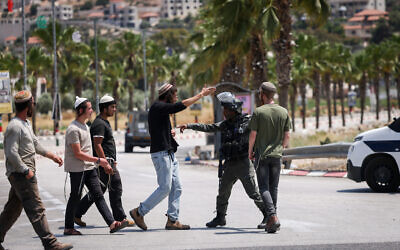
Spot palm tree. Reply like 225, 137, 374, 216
113, 32, 143, 111
319, 42, 334, 128
146, 41, 167, 103
26, 47, 51, 133
366, 44, 382, 120
379, 40, 396, 122
352, 51, 370, 124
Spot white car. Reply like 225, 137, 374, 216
347, 118, 400, 192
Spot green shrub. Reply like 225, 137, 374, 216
37, 93, 53, 114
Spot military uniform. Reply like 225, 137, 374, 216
187, 113, 266, 226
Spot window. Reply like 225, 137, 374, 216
171, 6, 174, 9
187, 6, 189, 9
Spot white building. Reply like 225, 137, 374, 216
37, 3, 73, 20
328, 0, 385, 18
105, 0, 142, 29
161, 0, 204, 19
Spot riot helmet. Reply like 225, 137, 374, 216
217, 92, 243, 114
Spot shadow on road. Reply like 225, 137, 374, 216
337, 188, 400, 194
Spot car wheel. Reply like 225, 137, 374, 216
125, 144, 133, 153
365, 156, 400, 193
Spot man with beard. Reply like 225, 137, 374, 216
0, 90, 73, 250
73, 95, 134, 227
130, 83, 215, 231
249, 82, 291, 233
178, 92, 267, 229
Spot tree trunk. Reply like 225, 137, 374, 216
333, 81, 337, 116
113, 81, 119, 131
360, 73, 366, 124
339, 79, 346, 127
313, 71, 320, 129
384, 72, 391, 122
397, 76, 400, 109
250, 33, 267, 90
150, 68, 158, 104
74, 78, 83, 98
274, 0, 292, 110
300, 81, 306, 129
128, 85, 134, 111
32, 85, 37, 135
290, 82, 297, 132
220, 55, 243, 84
374, 78, 380, 120
324, 73, 332, 128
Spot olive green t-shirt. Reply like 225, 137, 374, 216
249, 104, 291, 159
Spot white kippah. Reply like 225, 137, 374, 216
74, 96, 88, 109
99, 94, 115, 104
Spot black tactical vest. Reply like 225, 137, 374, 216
220, 114, 250, 160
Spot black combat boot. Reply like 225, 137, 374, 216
257, 213, 268, 229
206, 212, 226, 228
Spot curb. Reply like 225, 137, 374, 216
195, 160, 348, 178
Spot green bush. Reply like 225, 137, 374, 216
37, 93, 53, 114
62, 93, 74, 110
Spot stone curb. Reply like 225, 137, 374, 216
195, 160, 348, 178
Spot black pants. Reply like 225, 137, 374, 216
256, 157, 281, 217
217, 158, 265, 215
75, 167, 126, 221
65, 169, 114, 229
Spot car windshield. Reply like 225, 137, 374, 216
388, 117, 400, 132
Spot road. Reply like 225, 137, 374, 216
1, 144, 399, 250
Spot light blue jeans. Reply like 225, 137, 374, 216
138, 151, 182, 221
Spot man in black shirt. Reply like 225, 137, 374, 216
74, 95, 134, 227
130, 83, 215, 231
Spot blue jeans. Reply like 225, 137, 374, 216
138, 151, 182, 221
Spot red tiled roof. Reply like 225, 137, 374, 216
355, 9, 388, 17
5, 36, 17, 41
110, 0, 124, 2
344, 25, 362, 30
88, 12, 104, 18
348, 16, 364, 22
27, 36, 43, 44
139, 12, 159, 19
367, 15, 387, 21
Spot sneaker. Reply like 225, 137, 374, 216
45, 242, 73, 250
74, 217, 86, 227
63, 228, 82, 236
110, 220, 129, 234
265, 215, 281, 233
129, 208, 147, 231
165, 217, 190, 230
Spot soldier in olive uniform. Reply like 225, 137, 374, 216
179, 92, 267, 229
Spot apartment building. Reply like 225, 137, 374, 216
161, 0, 204, 19
329, 0, 385, 18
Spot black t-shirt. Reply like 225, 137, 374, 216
90, 116, 116, 160
148, 101, 186, 153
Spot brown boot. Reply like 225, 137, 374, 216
129, 208, 147, 231
165, 217, 190, 230
265, 215, 280, 233
45, 242, 73, 250
74, 217, 86, 227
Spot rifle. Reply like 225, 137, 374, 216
218, 148, 225, 188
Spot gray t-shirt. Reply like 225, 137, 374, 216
64, 120, 95, 172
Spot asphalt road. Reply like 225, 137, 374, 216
0, 146, 399, 250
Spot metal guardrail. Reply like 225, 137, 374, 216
282, 142, 352, 169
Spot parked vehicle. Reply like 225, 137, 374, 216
347, 118, 400, 192
125, 110, 151, 152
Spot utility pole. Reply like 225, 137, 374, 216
94, 19, 100, 114
142, 29, 148, 110
22, 0, 27, 89
51, 0, 60, 139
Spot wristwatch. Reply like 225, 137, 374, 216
96, 157, 101, 164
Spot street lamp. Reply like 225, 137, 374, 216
142, 29, 148, 111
